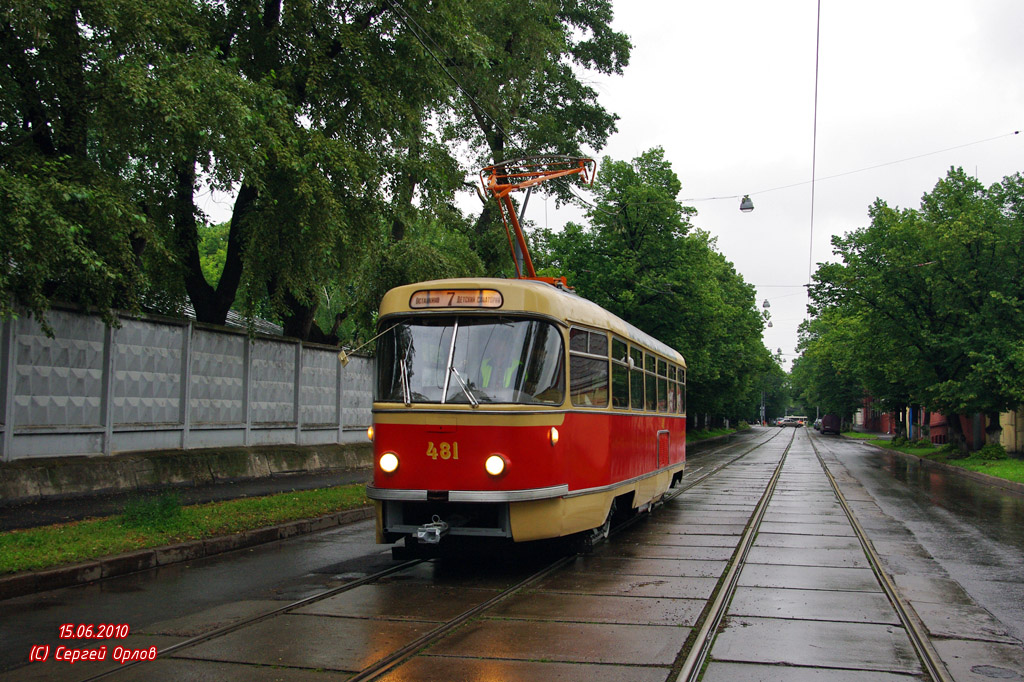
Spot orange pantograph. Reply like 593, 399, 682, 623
480, 156, 596, 285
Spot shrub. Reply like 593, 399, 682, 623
973, 443, 1008, 461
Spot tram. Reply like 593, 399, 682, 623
364, 156, 687, 554
366, 277, 686, 553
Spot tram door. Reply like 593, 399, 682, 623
657, 430, 670, 468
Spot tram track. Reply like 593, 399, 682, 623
670, 428, 795, 682
665, 428, 952, 682
809, 433, 954, 682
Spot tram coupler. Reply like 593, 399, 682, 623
415, 516, 449, 544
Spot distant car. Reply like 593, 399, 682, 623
820, 414, 841, 435
813, 418, 822, 430
778, 416, 803, 427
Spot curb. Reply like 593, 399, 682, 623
846, 437, 1024, 497
0, 506, 374, 602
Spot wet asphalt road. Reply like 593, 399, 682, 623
816, 434, 1024, 643
1, 427, 1023, 680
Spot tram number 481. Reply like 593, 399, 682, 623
426, 441, 459, 461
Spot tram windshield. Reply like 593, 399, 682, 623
376, 316, 564, 405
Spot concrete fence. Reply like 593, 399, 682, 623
0, 309, 373, 462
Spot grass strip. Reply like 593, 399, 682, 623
0, 484, 369, 575
842, 431, 1024, 484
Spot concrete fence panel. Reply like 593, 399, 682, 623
0, 310, 373, 462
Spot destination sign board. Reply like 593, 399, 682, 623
409, 289, 504, 309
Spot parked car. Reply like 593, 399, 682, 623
820, 414, 841, 435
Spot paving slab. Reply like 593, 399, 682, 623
889, 574, 976, 606
606, 543, 734, 561
702, 661, 921, 682
738, 564, 882, 592
932, 638, 1024, 682
910, 600, 1021, 644
142, 599, 281, 637
566, 556, 726, 578
174, 613, 434, 672
744, 545, 870, 569
103, 658, 352, 681
625, 531, 742, 547
757, 521, 855, 536
536, 572, 718, 600
376, 654, 670, 682
753, 533, 861, 550
650, 512, 752, 525
727, 586, 901, 625
711, 615, 920, 673
294, 583, 499, 621
491, 591, 706, 626
426, 619, 689, 666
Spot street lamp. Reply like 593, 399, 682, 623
739, 195, 754, 212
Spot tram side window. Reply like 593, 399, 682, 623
570, 328, 609, 407
657, 359, 668, 412
629, 347, 644, 410
679, 367, 687, 413
611, 338, 629, 409
644, 354, 657, 411
668, 366, 676, 413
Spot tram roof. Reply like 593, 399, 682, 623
379, 277, 686, 368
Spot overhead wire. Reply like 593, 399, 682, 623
808, 0, 822, 297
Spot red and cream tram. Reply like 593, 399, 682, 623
366, 276, 686, 553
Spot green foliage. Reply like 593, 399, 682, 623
535, 148, 769, 422
973, 443, 1008, 461
807, 167, 1024, 449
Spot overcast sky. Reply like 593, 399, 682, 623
559, 0, 1024, 368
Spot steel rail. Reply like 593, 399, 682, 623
809, 433, 955, 682
671, 428, 795, 682
347, 553, 576, 681
81, 559, 424, 681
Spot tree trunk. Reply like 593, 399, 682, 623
894, 405, 907, 440
945, 412, 968, 455
985, 410, 1003, 449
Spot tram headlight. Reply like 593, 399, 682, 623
485, 454, 507, 477
366, 425, 375, 442
549, 426, 559, 446
379, 452, 399, 474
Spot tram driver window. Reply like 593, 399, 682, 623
570, 328, 609, 407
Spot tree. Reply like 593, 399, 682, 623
437, 0, 632, 273
790, 313, 868, 425
1, 0, 482, 341
809, 168, 1024, 450
536, 148, 769, 425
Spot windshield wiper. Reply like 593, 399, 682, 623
399, 356, 411, 406
448, 366, 479, 407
